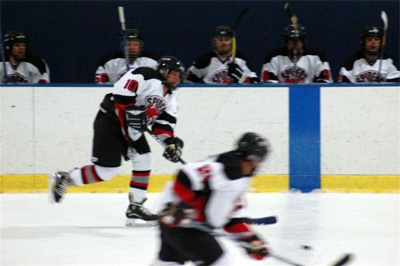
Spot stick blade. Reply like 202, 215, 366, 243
233, 6, 250, 30
239, 6, 250, 18
251, 216, 278, 225
330, 253, 354, 266
118, 6, 125, 23
283, 2, 298, 25
284, 2, 291, 12
381, 10, 388, 30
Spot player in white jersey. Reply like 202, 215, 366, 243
153, 132, 270, 265
94, 29, 160, 83
186, 26, 258, 84
260, 25, 332, 83
338, 25, 400, 83
0, 30, 50, 84
50, 56, 185, 226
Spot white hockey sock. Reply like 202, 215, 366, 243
70, 168, 84, 186
130, 188, 147, 203
70, 165, 118, 186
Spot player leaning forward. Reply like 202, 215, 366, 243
50, 56, 186, 226
153, 132, 270, 265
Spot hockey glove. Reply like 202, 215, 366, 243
125, 105, 147, 132
240, 234, 269, 260
163, 137, 184, 163
159, 202, 195, 227
228, 63, 245, 83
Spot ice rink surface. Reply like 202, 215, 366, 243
1, 193, 399, 266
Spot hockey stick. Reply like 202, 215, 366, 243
247, 215, 278, 225
0, 29, 7, 83
188, 221, 353, 266
284, 2, 299, 28
145, 128, 186, 164
284, 2, 299, 83
378, 10, 388, 83
232, 6, 249, 60
118, 6, 130, 72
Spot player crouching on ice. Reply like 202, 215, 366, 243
153, 132, 270, 265
49, 56, 185, 227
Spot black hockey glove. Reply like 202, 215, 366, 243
159, 202, 195, 228
163, 137, 184, 163
240, 234, 269, 260
228, 62, 245, 83
125, 105, 147, 132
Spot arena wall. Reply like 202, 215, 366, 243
1, 84, 399, 193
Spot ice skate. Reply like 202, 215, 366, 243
126, 193, 158, 227
49, 171, 73, 204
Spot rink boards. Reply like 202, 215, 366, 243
0, 84, 399, 193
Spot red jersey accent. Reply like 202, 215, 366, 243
132, 171, 151, 177
130, 181, 148, 188
153, 128, 174, 137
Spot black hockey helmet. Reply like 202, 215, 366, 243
283, 24, 306, 43
235, 132, 269, 162
157, 55, 185, 91
360, 25, 382, 45
124, 29, 143, 41
212, 25, 233, 56
213, 26, 234, 38
120, 29, 144, 59
4, 30, 28, 58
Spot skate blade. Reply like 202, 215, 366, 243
125, 218, 158, 227
48, 174, 57, 204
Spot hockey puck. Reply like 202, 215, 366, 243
301, 245, 312, 250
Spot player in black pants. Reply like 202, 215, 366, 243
154, 132, 271, 265
50, 56, 185, 227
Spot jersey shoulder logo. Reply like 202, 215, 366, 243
356, 70, 384, 82
281, 66, 308, 83
211, 69, 232, 83
5, 73, 29, 83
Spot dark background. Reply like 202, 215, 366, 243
1, 0, 399, 83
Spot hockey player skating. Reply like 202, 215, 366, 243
153, 132, 270, 265
95, 29, 159, 84
260, 24, 332, 83
338, 25, 400, 83
186, 26, 258, 84
50, 56, 185, 226
1, 30, 50, 83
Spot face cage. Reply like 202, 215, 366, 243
212, 37, 233, 56
160, 67, 183, 92
120, 40, 143, 59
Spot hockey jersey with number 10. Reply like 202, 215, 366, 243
100, 67, 178, 142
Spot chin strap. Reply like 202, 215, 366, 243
163, 81, 175, 92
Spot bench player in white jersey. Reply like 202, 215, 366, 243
94, 29, 160, 84
153, 132, 270, 265
1, 30, 50, 83
260, 25, 332, 83
338, 25, 400, 83
186, 26, 258, 84
50, 56, 185, 226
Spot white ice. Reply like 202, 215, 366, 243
1, 193, 399, 266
